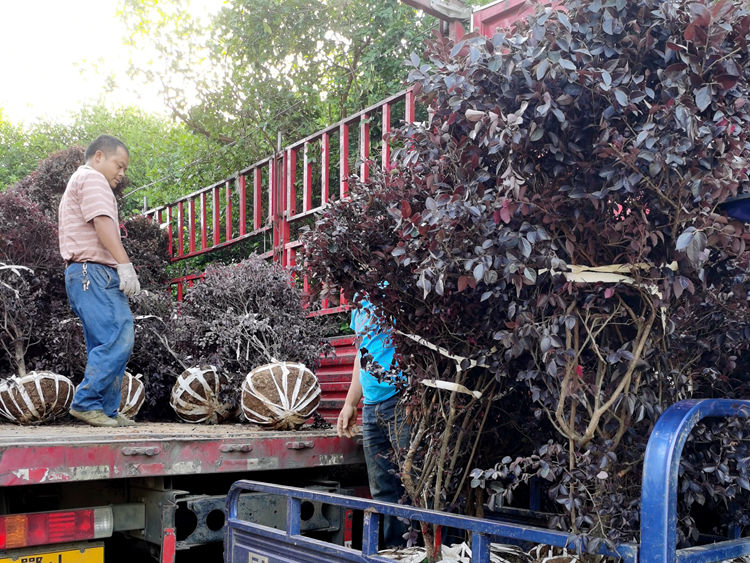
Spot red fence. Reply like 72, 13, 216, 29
138, 4, 540, 423
472, 0, 532, 37
143, 89, 416, 312
141, 0, 548, 305
142, 91, 417, 424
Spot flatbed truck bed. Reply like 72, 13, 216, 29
0, 422, 361, 487
0, 421, 364, 562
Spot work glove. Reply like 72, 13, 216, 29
116, 263, 141, 297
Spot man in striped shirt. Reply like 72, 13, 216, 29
58, 135, 140, 428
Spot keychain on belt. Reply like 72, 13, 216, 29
81, 262, 90, 291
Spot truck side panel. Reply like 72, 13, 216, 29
0, 427, 361, 487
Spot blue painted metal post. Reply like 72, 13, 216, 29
529, 477, 542, 512
286, 496, 302, 535
362, 509, 380, 556
640, 399, 750, 563
226, 485, 241, 521
472, 532, 490, 563
224, 480, 640, 562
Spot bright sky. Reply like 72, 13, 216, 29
0, 0, 221, 126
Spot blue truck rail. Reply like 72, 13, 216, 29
224, 399, 750, 563
640, 399, 750, 563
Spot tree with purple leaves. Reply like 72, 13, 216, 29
303, 0, 750, 554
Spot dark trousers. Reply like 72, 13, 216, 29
362, 393, 410, 548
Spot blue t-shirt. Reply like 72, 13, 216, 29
350, 300, 402, 405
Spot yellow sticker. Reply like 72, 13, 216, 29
0, 545, 104, 563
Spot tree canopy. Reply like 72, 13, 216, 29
0, 105, 236, 213
118, 0, 437, 151
4, 0, 445, 211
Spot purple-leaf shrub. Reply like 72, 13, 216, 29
9, 146, 84, 221
0, 191, 66, 377
170, 256, 331, 409
303, 0, 750, 547
128, 289, 185, 421
120, 215, 171, 290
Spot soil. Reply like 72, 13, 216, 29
173, 367, 232, 423
309, 411, 332, 430
242, 363, 320, 429
187, 367, 224, 396
0, 419, 340, 445
0, 373, 73, 422
120, 372, 145, 418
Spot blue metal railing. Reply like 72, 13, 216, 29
225, 399, 750, 563
640, 398, 750, 563
225, 480, 637, 562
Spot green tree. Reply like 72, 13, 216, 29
0, 111, 62, 189
5, 1, 440, 211
62, 105, 242, 212
0, 105, 237, 212
118, 0, 436, 152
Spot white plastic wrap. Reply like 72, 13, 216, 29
169, 365, 233, 424
119, 371, 145, 419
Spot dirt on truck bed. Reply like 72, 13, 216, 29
0, 420, 340, 445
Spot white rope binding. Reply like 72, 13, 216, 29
241, 362, 321, 428
120, 372, 145, 419
170, 365, 231, 424
0, 371, 74, 424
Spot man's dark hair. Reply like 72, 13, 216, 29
84, 135, 129, 161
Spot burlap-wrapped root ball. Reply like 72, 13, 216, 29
241, 362, 321, 430
0, 371, 74, 424
119, 371, 145, 420
170, 365, 234, 424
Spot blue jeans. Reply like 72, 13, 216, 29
65, 262, 134, 418
362, 393, 411, 548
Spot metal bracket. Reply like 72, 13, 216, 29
286, 441, 314, 450
431, 0, 471, 19
220, 444, 253, 453
400, 0, 471, 21
122, 446, 161, 456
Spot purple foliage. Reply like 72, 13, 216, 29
170, 256, 331, 402
302, 0, 750, 545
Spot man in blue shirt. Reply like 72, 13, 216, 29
337, 299, 409, 548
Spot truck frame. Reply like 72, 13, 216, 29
0, 413, 363, 562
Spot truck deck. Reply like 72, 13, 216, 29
0, 422, 362, 487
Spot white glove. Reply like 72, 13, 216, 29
116, 263, 141, 297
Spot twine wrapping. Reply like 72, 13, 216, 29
119, 371, 145, 419
170, 365, 233, 424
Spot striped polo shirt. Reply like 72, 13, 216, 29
58, 165, 119, 267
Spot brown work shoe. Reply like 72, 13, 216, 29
115, 413, 136, 427
69, 408, 118, 427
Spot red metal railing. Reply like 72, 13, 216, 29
147, 155, 274, 264
472, 0, 555, 37
143, 89, 416, 313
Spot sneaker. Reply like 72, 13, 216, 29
69, 408, 118, 428
115, 413, 136, 427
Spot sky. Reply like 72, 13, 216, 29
0, 0, 221, 126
